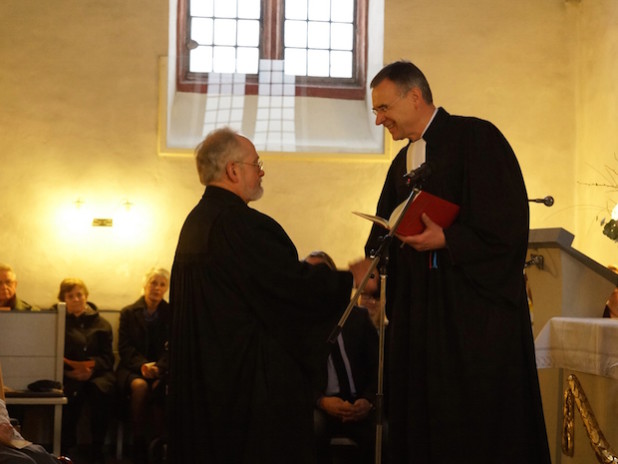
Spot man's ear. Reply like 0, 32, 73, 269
225, 161, 239, 182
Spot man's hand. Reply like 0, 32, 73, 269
319, 397, 373, 423
141, 362, 160, 379
349, 258, 379, 295
396, 213, 446, 251
0, 422, 15, 446
343, 398, 373, 422
318, 396, 355, 421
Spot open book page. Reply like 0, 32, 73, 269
351, 211, 391, 229
353, 190, 460, 237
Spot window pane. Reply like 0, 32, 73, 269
331, 23, 353, 50
214, 19, 237, 46
307, 49, 330, 76
308, 0, 330, 21
190, 0, 213, 17
330, 50, 352, 77
237, 19, 260, 47
190, 46, 213, 72
237, 47, 259, 74
285, 0, 307, 20
331, 0, 353, 22
284, 48, 307, 76
191, 18, 213, 45
180, 0, 367, 100
214, 0, 236, 18
307, 22, 329, 49
284, 20, 307, 48
213, 46, 237, 73
237, 0, 260, 19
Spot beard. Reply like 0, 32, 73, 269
246, 184, 264, 203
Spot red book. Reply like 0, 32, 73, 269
353, 190, 460, 237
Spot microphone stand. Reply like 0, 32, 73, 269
328, 185, 423, 464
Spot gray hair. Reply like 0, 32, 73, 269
370, 60, 433, 104
0, 263, 16, 280
142, 267, 170, 287
195, 127, 242, 185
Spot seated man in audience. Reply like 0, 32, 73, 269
0, 264, 38, 311
304, 251, 379, 464
0, 362, 59, 464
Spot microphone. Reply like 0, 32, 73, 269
403, 162, 433, 185
529, 196, 554, 207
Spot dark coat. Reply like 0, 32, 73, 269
62, 303, 116, 395
317, 306, 378, 404
6, 296, 38, 311
116, 296, 170, 391
168, 186, 353, 464
366, 108, 550, 463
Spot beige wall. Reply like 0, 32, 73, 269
1, 0, 617, 309
574, 0, 618, 267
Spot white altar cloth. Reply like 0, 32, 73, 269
535, 317, 618, 379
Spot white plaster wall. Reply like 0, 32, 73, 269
573, 0, 618, 267
0, 0, 591, 309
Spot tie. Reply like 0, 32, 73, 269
330, 336, 352, 401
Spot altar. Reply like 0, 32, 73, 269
527, 229, 618, 463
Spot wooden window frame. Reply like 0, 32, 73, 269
176, 0, 367, 100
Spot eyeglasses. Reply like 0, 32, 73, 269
237, 160, 263, 171
372, 94, 406, 116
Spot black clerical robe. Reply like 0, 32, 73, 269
366, 108, 551, 463
168, 186, 353, 464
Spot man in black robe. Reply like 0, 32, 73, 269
362, 61, 551, 463
168, 128, 358, 464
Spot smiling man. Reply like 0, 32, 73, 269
365, 61, 551, 463
168, 128, 362, 464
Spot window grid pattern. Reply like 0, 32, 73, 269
177, 0, 367, 99
189, 0, 261, 74
254, 60, 296, 151
201, 73, 246, 136
283, 0, 355, 78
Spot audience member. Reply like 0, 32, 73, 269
55, 279, 115, 464
602, 287, 618, 318
0, 361, 59, 464
0, 264, 38, 311
304, 251, 379, 464
116, 267, 170, 464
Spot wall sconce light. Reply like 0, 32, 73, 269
92, 218, 113, 227
71, 197, 134, 228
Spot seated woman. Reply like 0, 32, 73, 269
116, 268, 170, 464
0, 362, 60, 464
54, 279, 115, 464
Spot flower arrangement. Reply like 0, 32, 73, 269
602, 207, 618, 241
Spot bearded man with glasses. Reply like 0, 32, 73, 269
168, 127, 366, 464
